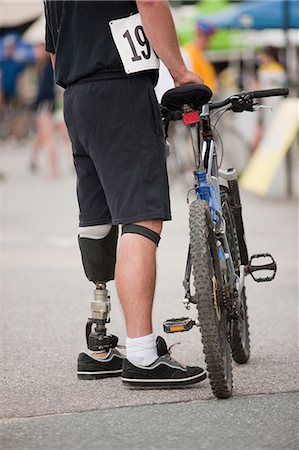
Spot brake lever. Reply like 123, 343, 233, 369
231, 103, 253, 113
230, 95, 254, 113
252, 103, 273, 111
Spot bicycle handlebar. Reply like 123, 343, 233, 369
161, 87, 290, 123
209, 87, 289, 111
249, 88, 289, 99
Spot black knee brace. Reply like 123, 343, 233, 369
121, 224, 161, 246
78, 226, 118, 283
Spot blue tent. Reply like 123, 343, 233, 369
204, 0, 299, 29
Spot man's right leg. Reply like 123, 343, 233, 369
115, 219, 162, 367
116, 219, 207, 388
115, 219, 162, 339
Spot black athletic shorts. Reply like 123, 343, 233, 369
63, 74, 171, 227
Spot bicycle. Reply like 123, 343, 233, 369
161, 84, 288, 399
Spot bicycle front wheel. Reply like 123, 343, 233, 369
189, 200, 232, 399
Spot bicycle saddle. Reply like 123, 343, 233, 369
161, 83, 213, 111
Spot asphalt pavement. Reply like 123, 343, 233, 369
1, 141, 298, 449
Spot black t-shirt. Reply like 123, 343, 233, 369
44, 0, 158, 88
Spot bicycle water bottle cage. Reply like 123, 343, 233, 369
161, 84, 213, 112
246, 253, 277, 282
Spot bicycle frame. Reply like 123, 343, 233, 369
183, 103, 238, 306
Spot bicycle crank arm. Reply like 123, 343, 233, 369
246, 253, 277, 282
163, 317, 196, 333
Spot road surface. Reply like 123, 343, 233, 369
1, 142, 298, 449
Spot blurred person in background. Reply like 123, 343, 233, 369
256, 46, 287, 91
0, 35, 25, 109
29, 44, 58, 177
253, 46, 287, 150
184, 19, 218, 94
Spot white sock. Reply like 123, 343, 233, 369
126, 333, 158, 366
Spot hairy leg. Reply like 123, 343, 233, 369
115, 219, 162, 338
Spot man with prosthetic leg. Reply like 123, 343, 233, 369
44, 0, 207, 388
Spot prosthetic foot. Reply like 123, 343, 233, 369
77, 283, 123, 380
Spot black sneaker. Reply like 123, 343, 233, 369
77, 348, 124, 380
122, 336, 207, 388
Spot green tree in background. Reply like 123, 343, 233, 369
171, 0, 243, 9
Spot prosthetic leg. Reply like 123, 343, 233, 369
79, 222, 161, 353
78, 225, 119, 354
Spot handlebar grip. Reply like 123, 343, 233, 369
250, 88, 289, 99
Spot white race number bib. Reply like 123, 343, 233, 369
109, 13, 160, 75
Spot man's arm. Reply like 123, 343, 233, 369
136, 0, 204, 87
50, 53, 56, 69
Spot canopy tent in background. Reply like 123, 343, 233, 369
23, 14, 45, 45
202, 0, 298, 198
202, 0, 299, 30
0, 1, 45, 62
176, 0, 299, 49
0, 1, 43, 29
201, 0, 299, 87
0, 0, 43, 38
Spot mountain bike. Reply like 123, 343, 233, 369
161, 85, 288, 399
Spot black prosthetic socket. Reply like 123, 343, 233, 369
78, 225, 118, 283
121, 224, 161, 246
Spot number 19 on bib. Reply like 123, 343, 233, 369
110, 13, 159, 74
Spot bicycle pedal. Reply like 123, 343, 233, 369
163, 317, 195, 333
246, 253, 277, 282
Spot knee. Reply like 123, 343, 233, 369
134, 219, 163, 235
120, 219, 163, 247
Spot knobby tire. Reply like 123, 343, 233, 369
189, 200, 232, 399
